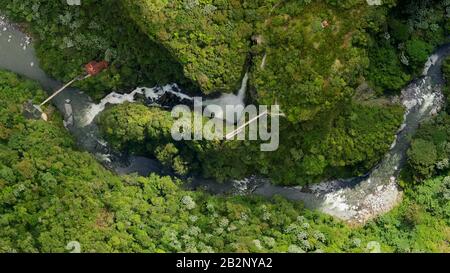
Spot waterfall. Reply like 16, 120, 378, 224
80, 83, 191, 126
3, 14, 450, 224
142, 84, 193, 101
81, 72, 250, 126
203, 72, 249, 124
237, 72, 249, 100
81, 89, 143, 126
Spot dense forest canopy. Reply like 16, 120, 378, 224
123, 0, 395, 122
107, 0, 411, 183
1, 0, 449, 184
0, 70, 448, 252
0, 0, 450, 253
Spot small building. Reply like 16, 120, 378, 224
85, 61, 108, 76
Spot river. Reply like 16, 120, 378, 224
1, 16, 449, 224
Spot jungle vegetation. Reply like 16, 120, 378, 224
0, 0, 195, 100
0, 0, 449, 254
0, 70, 449, 253
406, 57, 450, 182
2, 0, 448, 184
98, 101, 404, 184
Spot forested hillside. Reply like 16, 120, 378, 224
0, 70, 448, 252
103, 0, 408, 184
123, 0, 394, 122
98, 101, 404, 183
1, 0, 448, 184
0, 0, 194, 100
407, 57, 450, 181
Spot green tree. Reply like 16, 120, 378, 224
407, 139, 437, 180
405, 38, 433, 71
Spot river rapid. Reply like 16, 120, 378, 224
1, 16, 449, 224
